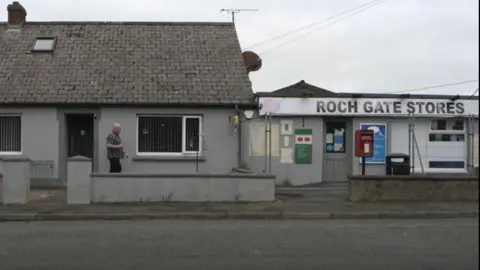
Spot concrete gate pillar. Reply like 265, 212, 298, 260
67, 156, 92, 204
1, 156, 30, 204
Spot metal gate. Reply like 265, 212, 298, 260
30, 161, 60, 188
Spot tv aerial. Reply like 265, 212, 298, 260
220, 8, 258, 23
220, 9, 262, 74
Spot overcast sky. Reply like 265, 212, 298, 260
3, 0, 478, 95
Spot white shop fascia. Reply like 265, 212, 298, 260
258, 97, 479, 117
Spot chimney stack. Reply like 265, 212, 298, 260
7, 2, 27, 25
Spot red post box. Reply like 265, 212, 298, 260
355, 130, 374, 158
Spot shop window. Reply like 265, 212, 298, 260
428, 161, 465, 169
429, 134, 465, 142
325, 122, 346, 153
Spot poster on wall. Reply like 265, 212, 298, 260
294, 129, 313, 164
359, 123, 387, 164
280, 148, 293, 164
248, 122, 280, 157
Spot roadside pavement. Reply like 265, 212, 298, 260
0, 186, 478, 222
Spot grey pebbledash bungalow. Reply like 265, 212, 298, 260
0, 2, 256, 188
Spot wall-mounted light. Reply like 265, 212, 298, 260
244, 110, 255, 119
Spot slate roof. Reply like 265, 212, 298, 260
0, 22, 255, 106
256, 80, 479, 100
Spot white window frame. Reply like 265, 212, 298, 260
429, 119, 465, 133
136, 115, 202, 156
429, 118, 466, 143
0, 114, 23, 155
182, 116, 203, 155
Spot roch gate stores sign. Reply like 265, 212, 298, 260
258, 97, 479, 117
317, 100, 466, 115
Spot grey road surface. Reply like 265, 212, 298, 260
0, 219, 478, 270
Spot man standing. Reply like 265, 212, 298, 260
106, 123, 123, 173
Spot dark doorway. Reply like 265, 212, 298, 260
66, 114, 94, 159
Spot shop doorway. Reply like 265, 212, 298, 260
323, 119, 352, 182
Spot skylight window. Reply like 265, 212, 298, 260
32, 37, 56, 52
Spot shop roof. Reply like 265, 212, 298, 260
255, 80, 479, 100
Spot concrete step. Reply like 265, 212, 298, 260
276, 182, 348, 190
276, 185, 349, 203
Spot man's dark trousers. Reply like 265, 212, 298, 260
109, 157, 122, 173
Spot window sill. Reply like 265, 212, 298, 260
132, 155, 206, 162
0, 153, 23, 160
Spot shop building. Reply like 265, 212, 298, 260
244, 81, 479, 186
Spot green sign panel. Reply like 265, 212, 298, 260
294, 129, 313, 164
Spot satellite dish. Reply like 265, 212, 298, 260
242, 51, 262, 73
261, 99, 280, 115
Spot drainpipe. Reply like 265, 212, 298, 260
467, 114, 474, 173
235, 105, 242, 167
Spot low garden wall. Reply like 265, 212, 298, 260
349, 175, 479, 202
91, 173, 275, 203
67, 156, 275, 204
